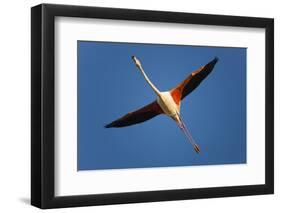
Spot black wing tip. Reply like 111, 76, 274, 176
104, 123, 114, 128
105, 122, 122, 128
205, 57, 218, 68
213, 56, 219, 63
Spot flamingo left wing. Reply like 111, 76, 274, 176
170, 57, 218, 104
105, 101, 163, 128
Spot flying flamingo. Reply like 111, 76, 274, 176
105, 56, 218, 153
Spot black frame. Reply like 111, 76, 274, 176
31, 3, 274, 209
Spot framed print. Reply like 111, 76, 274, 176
31, 3, 274, 209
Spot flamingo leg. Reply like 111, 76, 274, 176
176, 115, 200, 153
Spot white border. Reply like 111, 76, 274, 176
55, 17, 265, 196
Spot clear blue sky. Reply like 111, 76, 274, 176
78, 41, 246, 171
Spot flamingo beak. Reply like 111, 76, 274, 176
131, 56, 142, 68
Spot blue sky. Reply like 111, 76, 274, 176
78, 41, 246, 170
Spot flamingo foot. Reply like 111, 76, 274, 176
193, 144, 200, 153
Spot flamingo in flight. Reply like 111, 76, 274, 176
105, 56, 218, 153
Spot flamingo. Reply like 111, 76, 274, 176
105, 56, 218, 153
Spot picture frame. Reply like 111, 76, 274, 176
31, 3, 274, 209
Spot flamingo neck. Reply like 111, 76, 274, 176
139, 66, 161, 96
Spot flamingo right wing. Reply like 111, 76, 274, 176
105, 101, 163, 128
170, 57, 218, 104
